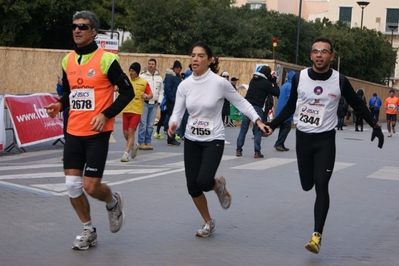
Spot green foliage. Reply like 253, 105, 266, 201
320, 21, 397, 84
1, 0, 396, 84
0, 0, 91, 48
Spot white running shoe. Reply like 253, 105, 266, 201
72, 228, 97, 250
215, 176, 232, 209
131, 143, 139, 159
120, 152, 129, 162
107, 192, 125, 233
196, 219, 216, 237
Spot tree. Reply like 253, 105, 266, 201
319, 21, 397, 84
2, 0, 396, 85
0, 0, 128, 49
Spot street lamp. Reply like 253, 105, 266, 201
387, 24, 398, 86
388, 25, 398, 44
110, 0, 115, 39
295, 0, 303, 65
357, 1, 370, 34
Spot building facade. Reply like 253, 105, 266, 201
234, 0, 399, 88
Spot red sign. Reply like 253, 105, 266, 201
5, 93, 64, 147
0, 95, 5, 151
95, 38, 119, 54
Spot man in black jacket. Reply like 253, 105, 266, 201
235, 65, 279, 158
164, 60, 183, 146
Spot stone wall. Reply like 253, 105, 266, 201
0, 46, 393, 122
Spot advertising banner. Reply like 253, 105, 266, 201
5, 93, 63, 147
0, 95, 5, 151
95, 38, 119, 54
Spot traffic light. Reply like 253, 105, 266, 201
273, 37, 278, 47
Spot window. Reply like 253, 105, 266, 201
339, 7, 352, 27
246, 3, 266, 10
386, 8, 399, 32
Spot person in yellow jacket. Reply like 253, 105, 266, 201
121, 62, 153, 162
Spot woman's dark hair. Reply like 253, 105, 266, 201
190, 41, 219, 74
259, 65, 272, 80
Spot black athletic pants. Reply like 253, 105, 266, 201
296, 129, 336, 234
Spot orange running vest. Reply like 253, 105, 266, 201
66, 49, 115, 136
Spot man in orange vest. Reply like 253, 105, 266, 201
44, 10, 134, 250
384, 89, 399, 137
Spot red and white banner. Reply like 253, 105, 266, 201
0, 95, 5, 151
95, 38, 119, 54
5, 93, 63, 147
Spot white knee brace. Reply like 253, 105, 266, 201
65, 175, 83, 198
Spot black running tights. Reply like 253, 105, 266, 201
296, 129, 336, 234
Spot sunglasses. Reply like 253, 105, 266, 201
71, 23, 90, 31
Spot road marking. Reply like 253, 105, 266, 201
333, 162, 356, 172
107, 151, 182, 164
165, 154, 238, 167
0, 150, 61, 162
231, 158, 297, 170
0, 168, 184, 196
0, 163, 61, 171
367, 166, 399, 181
0, 168, 172, 180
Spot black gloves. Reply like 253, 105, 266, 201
371, 127, 384, 149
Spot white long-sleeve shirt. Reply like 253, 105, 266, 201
169, 68, 261, 142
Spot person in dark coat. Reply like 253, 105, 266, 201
236, 65, 280, 158
337, 96, 348, 130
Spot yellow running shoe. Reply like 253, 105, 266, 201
305, 232, 322, 254
153, 132, 164, 140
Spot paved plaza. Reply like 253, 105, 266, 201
1, 119, 399, 266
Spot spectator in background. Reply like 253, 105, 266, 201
368, 93, 382, 122
224, 76, 240, 128
355, 89, 366, 132
263, 71, 279, 122
154, 89, 168, 140
164, 60, 183, 146
231, 77, 239, 90
384, 89, 399, 137
185, 64, 193, 79
273, 70, 295, 151
236, 65, 280, 158
337, 96, 349, 130
121, 62, 153, 162
56, 76, 69, 137
176, 68, 190, 140
221, 71, 231, 127
138, 58, 163, 151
